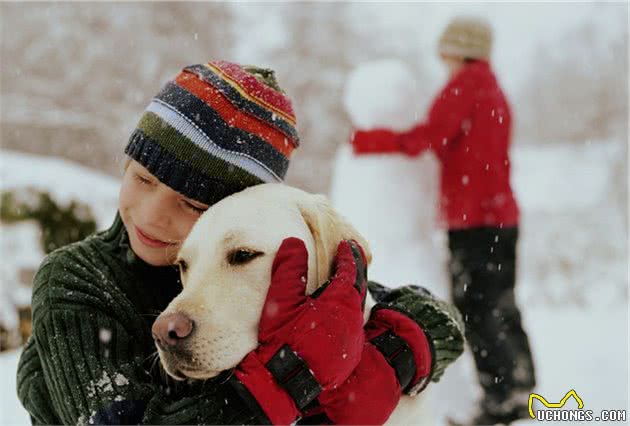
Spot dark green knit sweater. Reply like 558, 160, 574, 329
16, 213, 464, 425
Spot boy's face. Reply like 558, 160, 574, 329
119, 160, 210, 266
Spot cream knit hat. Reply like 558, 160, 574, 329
438, 17, 493, 60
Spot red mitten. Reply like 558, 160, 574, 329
314, 305, 433, 425
230, 237, 368, 425
351, 129, 402, 154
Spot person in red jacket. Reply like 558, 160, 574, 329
351, 17, 536, 425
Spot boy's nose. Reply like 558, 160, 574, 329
152, 312, 194, 350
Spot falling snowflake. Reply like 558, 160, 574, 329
99, 328, 112, 344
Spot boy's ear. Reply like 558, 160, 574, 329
297, 193, 372, 287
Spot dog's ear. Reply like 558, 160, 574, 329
297, 193, 372, 288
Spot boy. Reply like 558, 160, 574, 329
17, 60, 464, 424
351, 17, 537, 425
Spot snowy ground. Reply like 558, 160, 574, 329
434, 305, 628, 426
1, 144, 627, 424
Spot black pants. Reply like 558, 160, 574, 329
448, 226, 536, 401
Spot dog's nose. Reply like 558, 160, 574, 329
152, 312, 194, 349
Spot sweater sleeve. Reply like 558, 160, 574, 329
28, 249, 260, 425
397, 73, 477, 157
367, 281, 465, 392
16, 336, 61, 425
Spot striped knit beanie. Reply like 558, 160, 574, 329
124, 60, 299, 206
438, 16, 493, 60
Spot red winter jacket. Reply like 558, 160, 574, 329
352, 60, 519, 230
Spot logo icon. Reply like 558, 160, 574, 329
528, 390, 584, 419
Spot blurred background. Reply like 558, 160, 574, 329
2, 2, 626, 192
1, 1, 627, 424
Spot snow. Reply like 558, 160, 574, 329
511, 141, 622, 213
87, 371, 115, 397
330, 144, 448, 299
436, 305, 629, 425
99, 328, 112, 344
0, 350, 30, 425
0, 150, 120, 331
343, 60, 420, 131
0, 222, 42, 330
113, 373, 129, 387
0, 149, 120, 229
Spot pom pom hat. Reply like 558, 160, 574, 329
125, 60, 299, 206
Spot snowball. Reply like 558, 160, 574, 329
343, 59, 420, 131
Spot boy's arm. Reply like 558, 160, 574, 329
351, 74, 477, 158
17, 336, 61, 425
367, 280, 466, 387
26, 251, 261, 425
397, 75, 477, 157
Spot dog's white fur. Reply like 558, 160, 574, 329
156, 183, 432, 424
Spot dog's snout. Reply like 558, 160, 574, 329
152, 312, 194, 349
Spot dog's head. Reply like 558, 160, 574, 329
152, 183, 371, 380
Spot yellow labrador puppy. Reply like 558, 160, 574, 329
154, 183, 433, 424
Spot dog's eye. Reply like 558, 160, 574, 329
228, 249, 263, 266
177, 260, 188, 273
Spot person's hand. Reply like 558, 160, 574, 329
350, 128, 401, 154
230, 237, 368, 425
314, 304, 433, 425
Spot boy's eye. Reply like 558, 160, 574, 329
227, 249, 264, 266
184, 201, 207, 214
134, 174, 152, 185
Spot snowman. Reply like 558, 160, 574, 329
330, 59, 449, 300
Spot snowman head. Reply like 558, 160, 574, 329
343, 59, 420, 131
